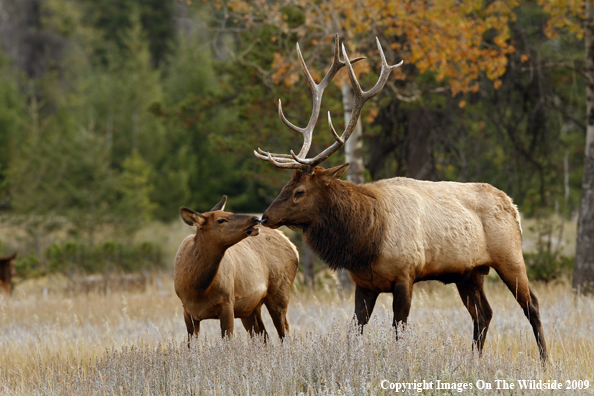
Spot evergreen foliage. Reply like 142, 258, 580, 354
0, 1, 587, 278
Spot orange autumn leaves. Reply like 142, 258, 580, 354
221, 0, 519, 95
335, 0, 518, 94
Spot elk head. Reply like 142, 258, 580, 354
260, 164, 349, 228
255, 35, 402, 228
180, 196, 261, 248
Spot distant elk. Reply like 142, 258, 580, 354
0, 253, 17, 295
254, 35, 547, 361
174, 196, 299, 342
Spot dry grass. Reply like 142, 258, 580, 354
0, 275, 593, 395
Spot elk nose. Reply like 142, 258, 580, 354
260, 216, 268, 226
252, 217, 261, 223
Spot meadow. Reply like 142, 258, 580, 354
0, 273, 592, 395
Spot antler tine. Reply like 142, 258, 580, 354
256, 100, 307, 165
288, 111, 347, 167
361, 37, 404, 99
293, 41, 319, 159
375, 36, 404, 72
254, 149, 306, 168
278, 99, 305, 135
327, 111, 344, 145
255, 149, 305, 168
290, 150, 314, 165
319, 34, 365, 89
256, 148, 294, 160
342, 38, 403, 103
258, 147, 291, 158
266, 152, 305, 168
296, 43, 317, 93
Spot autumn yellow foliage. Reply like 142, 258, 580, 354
221, 0, 520, 94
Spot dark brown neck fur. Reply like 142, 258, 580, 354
303, 180, 384, 273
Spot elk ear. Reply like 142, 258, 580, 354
320, 163, 350, 185
210, 195, 227, 211
180, 207, 207, 228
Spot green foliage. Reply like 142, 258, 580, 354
46, 241, 88, 274
525, 251, 574, 282
40, 240, 163, 278
0, 49, 27, 202
13, 252, 43, 279
524, 220, 574, 282
118, 150, 156, 223
77, 0, 174, 66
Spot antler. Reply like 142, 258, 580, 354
255, 35, 403, 174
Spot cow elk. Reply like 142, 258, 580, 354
174, 196, 299, 342
0, 253, 17, 295
254, 35, 548, 362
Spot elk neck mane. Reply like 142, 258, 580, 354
303, 180, 385, 273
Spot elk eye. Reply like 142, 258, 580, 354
217, 219, 227, 224
294, 189, 305, 199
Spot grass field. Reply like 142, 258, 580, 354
1, 274, 592, 395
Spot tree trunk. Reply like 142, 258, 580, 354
337, 82, 365, 292
573, 2, 594, 293
342, 82, 365, 185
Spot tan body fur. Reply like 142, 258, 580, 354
174, 197, 298, 341
352, 178, 522, 291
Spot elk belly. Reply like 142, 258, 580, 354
232, 285, 268, 317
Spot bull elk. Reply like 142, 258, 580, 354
0, 253, 17, 295
174, 196, 299, 342
254, 35, 548, 361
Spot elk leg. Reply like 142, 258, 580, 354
266, 302, 289, 340
219, 305, 235, 339
456, 273, 493, 354
242, 306, 269, 340
496, 269, 548, 362
354, 285, 379, 330
527, 288, 548, 363
241, 314, 259, 337
392, 282, 412, 339
183, 308, 200, 347
254, 307, 269, 341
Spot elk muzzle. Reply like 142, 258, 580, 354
245, 217, 261, 236
260, 213, 281, 229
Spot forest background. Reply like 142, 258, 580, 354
0, 0, 590, 289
